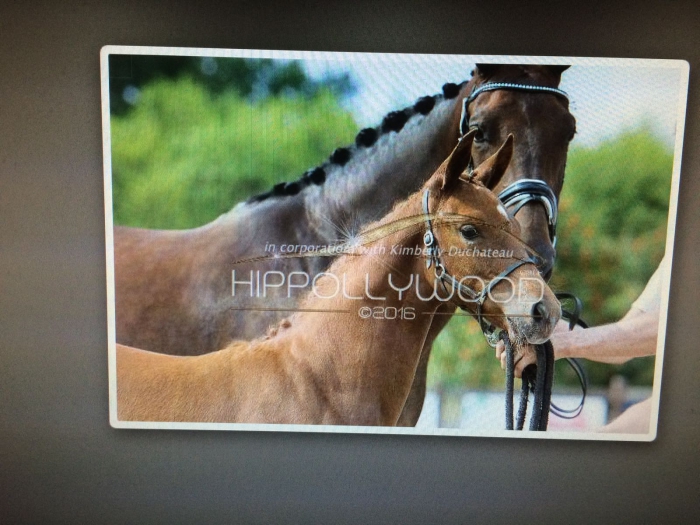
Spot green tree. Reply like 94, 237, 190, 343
109, 55, 354, 115
111, 76, 357, 229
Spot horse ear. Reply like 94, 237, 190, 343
546, 65, 570, 78
474, 63, 500, 78
471, 134, 514, 189
437, 129, 476, 191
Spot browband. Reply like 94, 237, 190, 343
460, 81, 569, 136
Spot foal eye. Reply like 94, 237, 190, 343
460, 225, 479, 240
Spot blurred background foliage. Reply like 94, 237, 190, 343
110, 56, 356, 228
109, 54, 354, 115
110, 56, 673, 388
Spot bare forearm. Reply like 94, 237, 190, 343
551, 309, 659, 364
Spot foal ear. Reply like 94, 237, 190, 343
438, 129, 476, 191
471, 134, 513, 189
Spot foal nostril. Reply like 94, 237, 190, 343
532, 301, 548, 321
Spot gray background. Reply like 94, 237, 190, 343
1, 1, 698, 523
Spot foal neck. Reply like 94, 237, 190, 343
288, 194, 451, 425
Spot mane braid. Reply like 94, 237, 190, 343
245, 82, 467, 205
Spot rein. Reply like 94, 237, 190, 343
502, 334, 555, 431
502, 293, 589, 431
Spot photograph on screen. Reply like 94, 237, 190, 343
101, 47, 688, 440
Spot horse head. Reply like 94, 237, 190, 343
457, 64, 576, 279
425, 132, 560, 345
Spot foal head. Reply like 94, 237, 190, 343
460, 64, 576, 279
424, 132, 560, 345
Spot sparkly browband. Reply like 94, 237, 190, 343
466, 82, 569, 104
460, 82, 569, 139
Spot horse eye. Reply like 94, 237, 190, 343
460, 225, 479, 240
469, 125, 486, 143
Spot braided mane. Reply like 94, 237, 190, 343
246, 81, 466, 204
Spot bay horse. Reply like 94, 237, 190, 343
116, 136, 561, 425
113, 64, 575, 356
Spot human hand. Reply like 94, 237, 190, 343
495, 340, 537, 378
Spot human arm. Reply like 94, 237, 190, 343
496, 306, 659, 377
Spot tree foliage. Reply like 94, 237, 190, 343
109, 55, 354, 115
111, 76, 357, 229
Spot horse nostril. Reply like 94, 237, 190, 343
532, 301, 548, 321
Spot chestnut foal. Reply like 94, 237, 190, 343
116, 137, 560, 425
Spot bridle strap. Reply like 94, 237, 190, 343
461, 82, 569, 135
467, 82, 569, 104
421, 188, 534, 331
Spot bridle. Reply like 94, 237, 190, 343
421, 187, 535, 335
460, 82, 569, 137
460, 81, 568, 251
421, 184, 560, 431
499, 179, 558, 248
446, 81, 587, 431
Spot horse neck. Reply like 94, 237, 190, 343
292, 195, 447, 423
302, 96, 463, 244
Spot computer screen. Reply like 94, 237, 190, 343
1, 2, 698, 523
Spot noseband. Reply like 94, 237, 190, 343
460, 81, 568, 248
421, 188, 534, 335
498, 179, 558, 247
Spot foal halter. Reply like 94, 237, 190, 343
421, 188, 534, 336
459, 81, 567, 249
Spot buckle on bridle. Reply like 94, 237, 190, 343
434, 262, 446, 279
483, 323, 503, 347
423, 230, 435, 269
